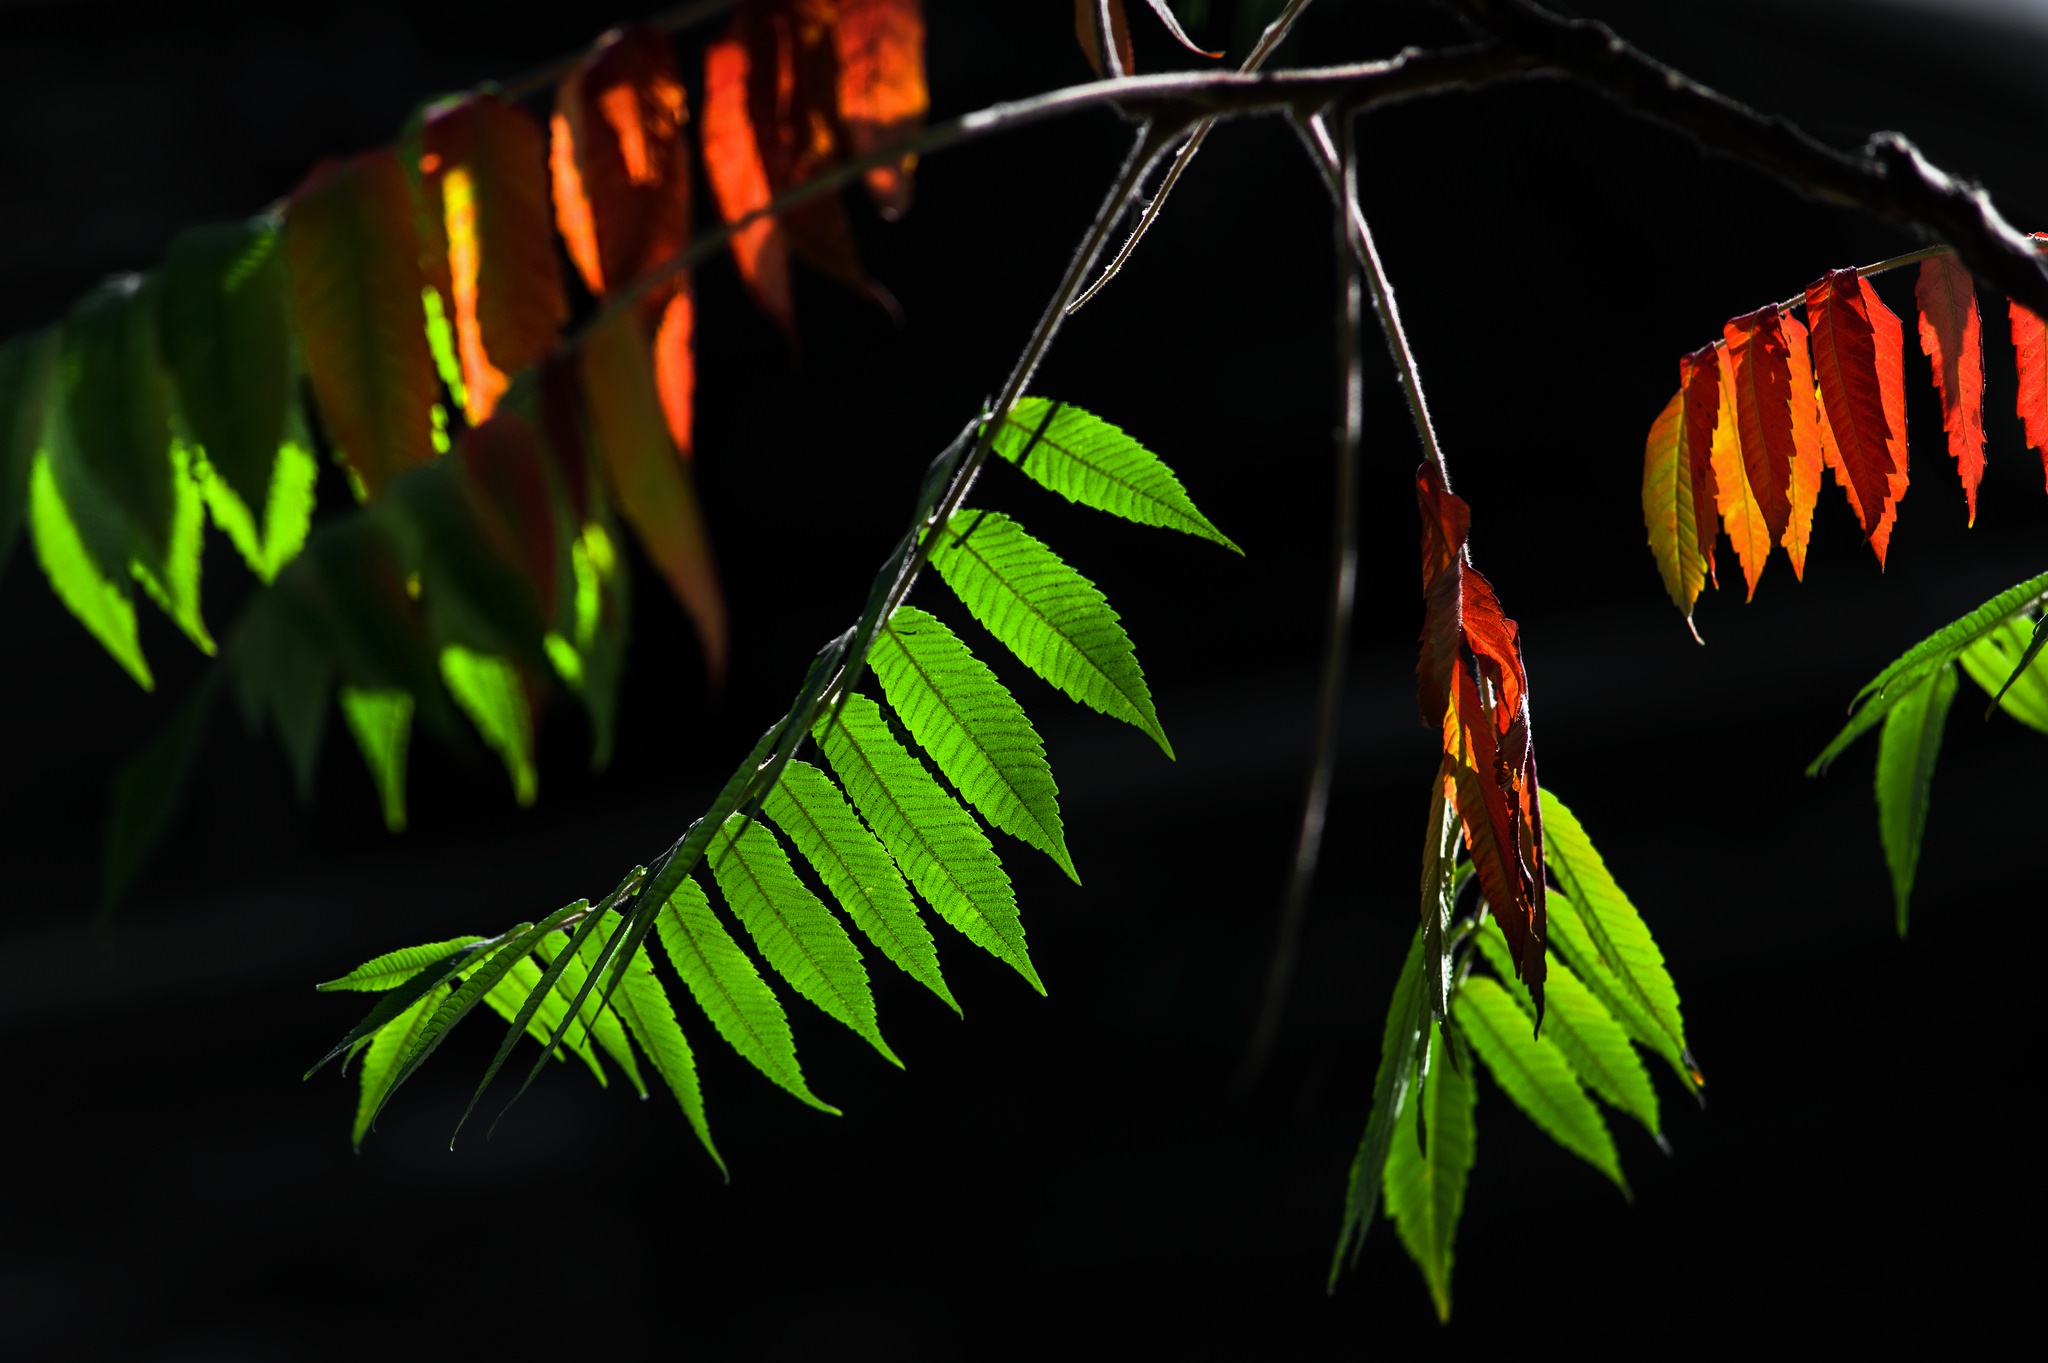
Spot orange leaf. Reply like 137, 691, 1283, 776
1708, 342, 1772, 600
835, 0, 927, 219
549, 24, 692, 298
1678, 346, 1721, 589
1074, 0, 1135, 77
579, 308, 727, 682
2010, 299, 2048, 489
421, 95, 567, 425
703, 18, 795, 335
1642, 387, 1707, 630
1915, 254, 1986, 524
1777, 311, 1824, 579
282, 151, 437, 500
1807, 269, 1906, 559
1722, 307, 1795, 545
653, 286, 696, 461
457, 411, 559, 623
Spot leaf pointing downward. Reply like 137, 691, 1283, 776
1915, 254, 1986, 523
869, 605, 1075, 881
593, 905, 724, 1176
1381, 1019, 1474, 1323
1958, 616, 2048, 734
1641, 388, 1706, 628
1807, 269, 1907, 562
927, 508, 1170, 757
1777, 311, 1825, 579
2011, 299, 2048, 490
835, 0, 928, 219
1722, 308, 1796, 549
1455, 975, 1626, 1195
1707, 341, 1773, 599
1875, 660, 1957, 938
708, 813, 900, 1067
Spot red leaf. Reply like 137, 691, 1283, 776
549, 24, 692, 298
422, 95, 568, 424
1073, 0, 1135, 77
579, 308, 727, 682
653, 287, 696, 462
1806, 269, 1906, 558
703, 15, 794, 334
1721, 307, 1795, 546
1678, 346, 1721, 588
1707, 342, 1772, 599
1416, 462, 1546, 1013
457, 411, 559, 622
282, 151, 437, 500
2011, 299, 2048, 488
1914, 254, 1986, 524
835, 0, 927, 219
1777, 311, 1825, 579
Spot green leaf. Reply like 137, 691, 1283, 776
989, 397, 1239, 552
1454, 975, 1627, 1195
340, 687, 413, 833
352, 982, 449, 1149
158, 218, 295, 515
590, 906, 724, 1175
1538, 789, 1695, 1093
817, 692, 1041, 994
1381, 1022, 1475, 1323
763, 760, 958, 1014
59, 276, 179, 569
0, 331, 56, 575
28, 450, 150, 688
228, 580, 333, 799
656, 876, 838, 1114
101, 673, 222, 913
476, 948, 608, 1088
709, 814, 899, 1066
128, 437, 213, 656
927, 508, 1170, 757
869, 605, 1075, 881
1813, 571, 2048, 773
1958, 615, 2048, 734
319, 935, 488, 991
1473, 920, 1661, 1142
305, 939, 483, 1077
198, 431, 317, 584
440, 645, 537, 806
1330, 924, 1427, 1289
1876, 660, 1958, 938
538, 927, 648, 1096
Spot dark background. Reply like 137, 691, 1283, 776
2, 0, 2042, 1354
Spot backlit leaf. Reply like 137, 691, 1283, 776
817, 691, 1041, 992
927, 508, 1169, 757
539, 926, 648, 1096
1455, 975, 1626, 1194
656, 875, 837, 1113
28, 451, 149, 688
1875, 660, 1957, 937
989, 397, 1239, 552
835, 0, 928, 218
60, 277, 177, 566
702, 16, 794, 334
1382, 1022, 1474, 1323
1777, 311, 1825, 579
579, 307, 726, 680
352, 982, 448, 1149
320, 935, 486, 992
1641, 388, 1706, 629
592, 905, 724, 1174
439, 646, 537, 807
1473, 919, 1660, 1140
1915, 254, 1986, 523
1330, 924, 1426, 1287
158, 218, 295, 516
1722, 308, 1795, 553
763, 758, 957, 1013
709, 813, 898, 1065
869, 605, 1075, 880
198, 430, 317, 584
1707, 341, 1773, 599
1807, 269, 1907, 563
1678, 346, 1721, 589
422, 95, 568, 423
2012, 299, 2048, 490
0, 333, 54, 572
282, 151, 437, 498
1958, 616, 2048, 734
340, 687, 413, 832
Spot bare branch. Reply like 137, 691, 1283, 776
1445, 0, 2048, 318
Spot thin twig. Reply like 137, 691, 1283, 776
1237, 120, 1364, 1092
1066, 0, 1318, 315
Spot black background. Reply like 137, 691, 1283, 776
2, 1, 2042, 1354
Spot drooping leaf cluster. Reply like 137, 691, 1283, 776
311, 398, 1232, 1166
0, 4, 938, 903
1330, 789, 1698, 1320
1643, 243, 2048, 632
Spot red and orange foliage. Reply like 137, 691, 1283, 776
836, 0, 929, 219
1416, 463, 1546, 1013
1644, 240, 2048, 632
282, 151, 439, 499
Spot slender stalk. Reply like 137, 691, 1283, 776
1767, 243, 1956, 313
1238, 128, 1364, 1090
1066, 0, 1318, 315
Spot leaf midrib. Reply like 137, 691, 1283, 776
717, 822, 876, 1047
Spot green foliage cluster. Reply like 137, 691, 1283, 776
310, 398, 1234, 1162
